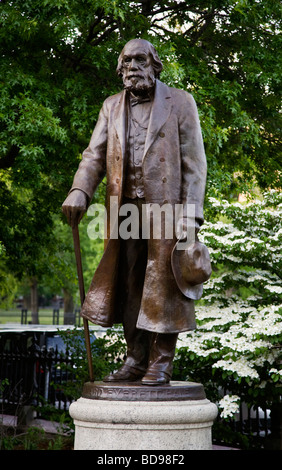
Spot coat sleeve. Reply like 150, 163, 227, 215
69, 100, 109, 203
178, 91, 207, 226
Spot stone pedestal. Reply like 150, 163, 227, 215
69, 381, 218, 450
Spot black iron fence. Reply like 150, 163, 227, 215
0, 341, 76, 414
0, 333, 278, 449
213, 399, 273, 449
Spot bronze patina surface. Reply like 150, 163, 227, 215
82, 381, 206, 402
62, 39, 211, 386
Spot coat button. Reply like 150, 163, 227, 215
116, 178, 120, 183
160, 157, 165, 162
159, 132, 165, 138
116, 156, 120, 161
162, 177, 167, 183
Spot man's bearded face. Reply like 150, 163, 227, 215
121, 44, 155, 93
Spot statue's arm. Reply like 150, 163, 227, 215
62, 102, 108, 227
177, 91, 207, 239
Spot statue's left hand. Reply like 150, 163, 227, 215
176, 217, 200, 242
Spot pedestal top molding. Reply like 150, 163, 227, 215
82, 381, 206, 402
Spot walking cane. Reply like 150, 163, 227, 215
72, 224, 94, 382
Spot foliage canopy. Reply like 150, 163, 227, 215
0, 0, 281, 289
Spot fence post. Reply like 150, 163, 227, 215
21, 309, 27, 324
53, 309, 60, 325
74, 308, 81, 326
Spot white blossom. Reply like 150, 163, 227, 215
265, 285, 282, 294
269, 368, 282, 377
177, 191, 282, 392
218, 395, 240, 419
213, 357, 260, 379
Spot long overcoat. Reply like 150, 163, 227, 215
70, 79, 207, 333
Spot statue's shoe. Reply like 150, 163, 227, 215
141, 369, 171, 386
103, 364, 145, 382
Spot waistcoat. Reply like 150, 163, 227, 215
124, 97, 152, 199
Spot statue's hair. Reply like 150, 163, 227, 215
116, 39, 163, 79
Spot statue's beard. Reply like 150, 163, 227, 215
122, 70, 156, 93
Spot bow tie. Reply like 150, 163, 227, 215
130, 94, 151, 106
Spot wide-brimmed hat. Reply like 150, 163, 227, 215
171, 240, 212, 300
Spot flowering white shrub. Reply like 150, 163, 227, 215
218, 395, 240, 419
175, 190, 282, 417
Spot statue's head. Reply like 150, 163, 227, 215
116, 39, 163, 93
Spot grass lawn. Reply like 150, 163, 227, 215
0, 308, 80, 326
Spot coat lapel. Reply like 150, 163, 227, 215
114, 90, 127, 159
113, 81, 172, 162
143, 80, 172, 160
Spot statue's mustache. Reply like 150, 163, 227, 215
125, 73, 145, 79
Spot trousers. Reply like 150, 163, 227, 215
117, 197, 178, 373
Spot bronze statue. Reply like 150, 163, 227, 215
62, 39, 211, 386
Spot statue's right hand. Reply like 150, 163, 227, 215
62, 189, 87, 227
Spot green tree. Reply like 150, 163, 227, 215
0, 0, 281, 309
